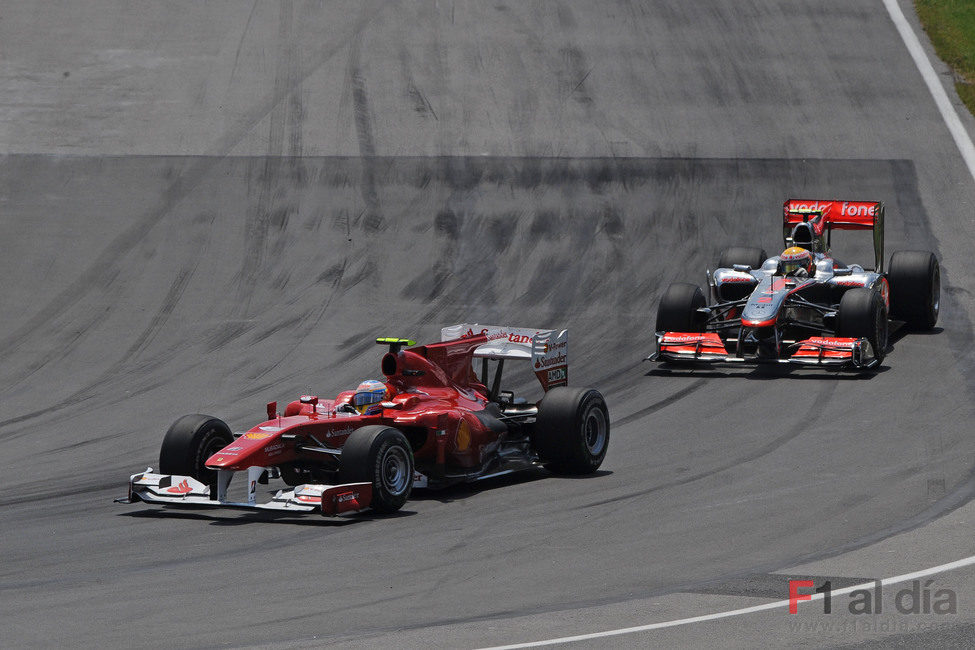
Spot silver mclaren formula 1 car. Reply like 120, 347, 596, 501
648, 199, 940, 370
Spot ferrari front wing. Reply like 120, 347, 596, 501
647, 332, 880, 369
116, 468, 373, 517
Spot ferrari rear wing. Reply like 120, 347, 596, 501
783, 199, 885, 271
440, 323, 568, 391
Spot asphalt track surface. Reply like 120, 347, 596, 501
2, 1, 975, 648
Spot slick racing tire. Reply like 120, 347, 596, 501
339, 426, 414, 514
159, 414, 234, 484
656, 283, 707, 333
887, 250, 940, 330
838, 288, 888, 366
532, 387, 609, 475
718, 246, 767, 271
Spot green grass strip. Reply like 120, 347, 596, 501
916, 0, 975, 116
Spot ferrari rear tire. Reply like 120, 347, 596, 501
656, 283, 707, 333
532, 387, 609, 475
838, 288, 888, 366
339, 426, 413, 513
159, 414, 234, 484
718, 246, 767, 270
888, 250, 940, 330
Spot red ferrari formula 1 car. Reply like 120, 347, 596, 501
118, 324, 609, 516
648, 199, 940, 370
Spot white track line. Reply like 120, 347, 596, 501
479, 554, 975, 649
883, 0, 975, 185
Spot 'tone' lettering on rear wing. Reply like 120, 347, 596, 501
783, 199, 885, 272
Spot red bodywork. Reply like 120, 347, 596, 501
657, 332, 865, 364
204, 335, 499, 473
658, 333, 729, 358
784, 199, 885, 272
790, 337, 862, 361
783, 199, 881, 233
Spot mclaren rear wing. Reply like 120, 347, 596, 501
783, 199, 885, 272
440, 323, 568, 392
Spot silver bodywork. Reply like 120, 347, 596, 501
650, 251, 887, 369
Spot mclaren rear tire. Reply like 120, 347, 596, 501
532, 387, 609, 475
656, 283, 707, 333
339, 426, 414, 514
718, 246, 767, 270
888, 250, 940, 330
838, 288, 888, 366
159, 414, 234, 484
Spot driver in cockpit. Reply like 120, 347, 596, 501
350, 379, 390, 415
777, 246, 815, 277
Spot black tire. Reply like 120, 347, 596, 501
656, 282, 707, 332
837, 288, 888, 365
888, 250, 940, 330
159, 414, 234, 483
339, 426, 413, 513
718, 246, 767, 270
532, 387, 609, 475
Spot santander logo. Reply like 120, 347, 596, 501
534, 353, 566, 368
464, 328, 537, 344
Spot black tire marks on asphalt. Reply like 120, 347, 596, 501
0, 2, 389, 366
0, 236, 210, 436
344, 9, 385, 236
613, 378, 709, 428
577, 380, 839, 510
237, 0, 303, 316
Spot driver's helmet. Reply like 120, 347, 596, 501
353, 379, 390, 414
778, 246, 814, 276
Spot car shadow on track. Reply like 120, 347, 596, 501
646, 363, 888, 380
119, 506, 372, 526
890, 325, 943, 343
117, 470, 612, 525
407, 468, 613, 504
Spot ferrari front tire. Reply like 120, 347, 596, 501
532, 387, 610, 475
159, 414, 234, 484
888, 250, 940, 330
838, 288, 888, 366
656, 283, 706, 333
339, 426, 414, 514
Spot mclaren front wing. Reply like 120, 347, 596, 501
647, 332, 881, 369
